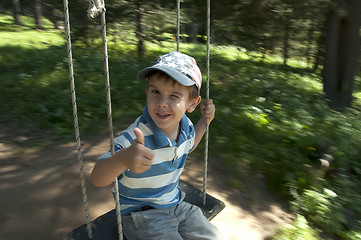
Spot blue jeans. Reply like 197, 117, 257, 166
122, 201, 222, 240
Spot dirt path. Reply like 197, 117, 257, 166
0, 127, 294, 240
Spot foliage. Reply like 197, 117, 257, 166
291, 188, 345, 235
271, 214, 321, 240
1, 0, 336, 65
205, 44, 361, 238
1, 12, 361, 238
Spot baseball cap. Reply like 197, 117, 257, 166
137, 51, 202, 92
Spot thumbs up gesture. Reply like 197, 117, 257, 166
134, 127, 145, 145
124, 128, 154, 173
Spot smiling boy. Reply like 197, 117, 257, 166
91, 51, 221, 239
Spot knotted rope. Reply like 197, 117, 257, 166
175, 0, 211, 206
203, 0, 211, 206
87, 0, 105, 18
176, 0, 180, 51
88, 1, 123, 239
63, 0, 93, 238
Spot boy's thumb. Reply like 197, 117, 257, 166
134, 128, 145, 145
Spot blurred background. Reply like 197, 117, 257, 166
1, 0, 361, 239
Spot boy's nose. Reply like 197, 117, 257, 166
157, 96, 168, 107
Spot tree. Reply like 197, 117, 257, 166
43, 0, 64, 30
322, 0, 361, 110
135, 0, 145, 57
33, 0, 43, 29
274, 1, 293, 65
12, 0, 22, 25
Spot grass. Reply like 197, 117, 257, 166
1, 13, 361, 239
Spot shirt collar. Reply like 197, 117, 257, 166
142, 107, 189, 147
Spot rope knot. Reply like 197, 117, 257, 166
87, 0, 105, 18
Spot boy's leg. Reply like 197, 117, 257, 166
177, 201, 222, 240
122, 208, 183, 240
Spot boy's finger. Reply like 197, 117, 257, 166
204, 99, 213, 104
134, 128, 145, 145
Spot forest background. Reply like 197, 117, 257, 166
1, 0, 361, 239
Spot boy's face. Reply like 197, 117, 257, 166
146, 74, 201, 138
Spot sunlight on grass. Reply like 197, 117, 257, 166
287, 58, 309, 68
2, 31, 65, 49
0, 13, 64, 49
354, 76, 361, 104
0, 12, 55, 29
145, 41, 177, 53
300, 75, 323, 90
354, 92, 361, 103
213, 45, 250, 61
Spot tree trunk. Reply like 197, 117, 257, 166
312, 22, 325, 72
34, 0, 43, 29
135, 0, 145, 57
191, 23, 198, 43
282, 20, 290, 66
43, 3, 62, 30
306, 23, 315, 67
322, 1, 361, 110
12, 0, 22, 25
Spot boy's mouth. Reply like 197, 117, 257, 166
157, 113, 171, 119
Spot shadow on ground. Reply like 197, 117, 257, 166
0, 123, 293, 240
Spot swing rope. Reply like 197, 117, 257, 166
100, 8, 124, 240
175, 0, 211, 206
176, 0, 180, 52
63, 0, 92, 238
203, 0, 211, 206
87, 1, 123, 239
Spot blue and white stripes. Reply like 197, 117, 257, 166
97, 107, 195, 214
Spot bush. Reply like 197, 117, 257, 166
271, 214, 321, 240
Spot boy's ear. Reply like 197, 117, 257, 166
187, 96, 201, 113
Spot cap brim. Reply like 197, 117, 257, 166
137, 65, 195, 87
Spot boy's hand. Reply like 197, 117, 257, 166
200, 99, 215, 123
124, 128, 154, 173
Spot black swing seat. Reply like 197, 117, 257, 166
64, 180, 225, 240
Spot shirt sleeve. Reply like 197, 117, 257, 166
188, 119, 196, 153
96, 119, 139, 162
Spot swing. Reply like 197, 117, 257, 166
64, 1, 224, 239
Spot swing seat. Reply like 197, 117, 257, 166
64, 180, 225, 240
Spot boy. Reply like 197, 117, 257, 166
91, 51, 221, 239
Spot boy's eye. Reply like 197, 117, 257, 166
151, 89, 159, 94
171, 94, 180, 99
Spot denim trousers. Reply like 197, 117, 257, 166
122, 201, 222, 240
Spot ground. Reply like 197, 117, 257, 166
0, 124, 294, 240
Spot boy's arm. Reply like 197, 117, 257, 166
91, 128, 154, 187
193, 99, 215, 150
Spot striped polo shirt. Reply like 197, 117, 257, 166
97, 107, 195, 214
